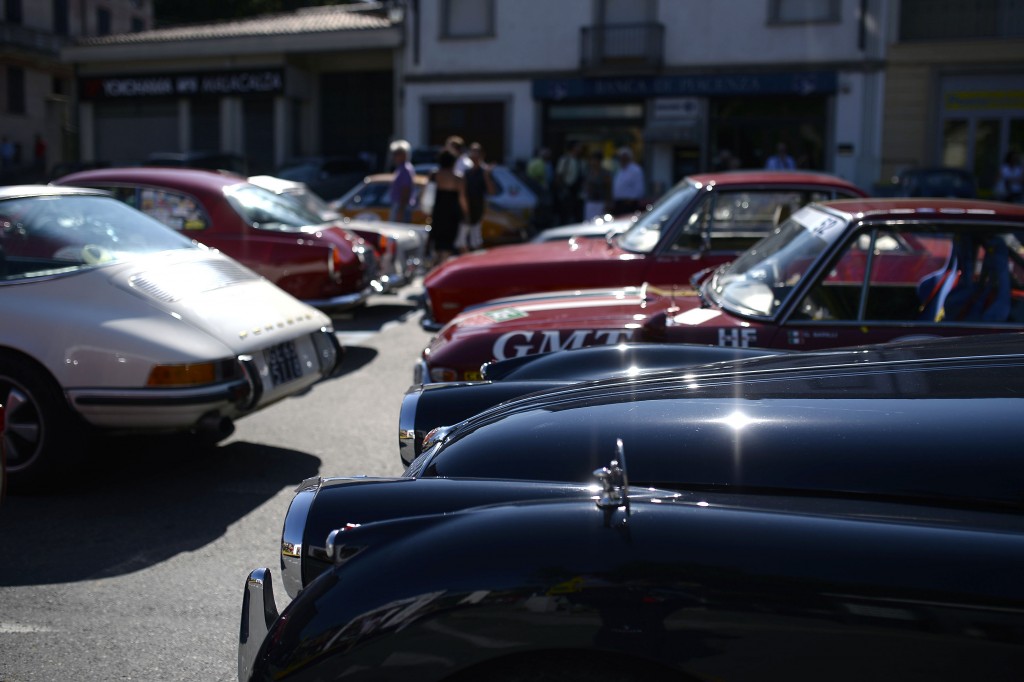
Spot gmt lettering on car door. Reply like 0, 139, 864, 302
492, 329, 634, 360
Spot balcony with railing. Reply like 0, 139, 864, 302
580, 22, 664, 72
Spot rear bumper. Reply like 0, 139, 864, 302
305, 284, 378, 312
68, 329, 343, 430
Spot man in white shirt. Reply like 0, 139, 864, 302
612, 147, 646, 215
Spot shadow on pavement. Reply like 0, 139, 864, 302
329, 288, 424, 334
331, 345, 378, 378
0, 436, 320, 586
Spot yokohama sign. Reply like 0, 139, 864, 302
80, 69, 285, 100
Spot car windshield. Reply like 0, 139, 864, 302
616, 182, 700, 253
706, 205, 840, 317
0, 194, 197, 282
334, 180, 391, 210
225, 184, 325, 231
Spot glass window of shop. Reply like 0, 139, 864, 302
709, 96, 829, 172
542, 101, 646, 170
939, 76, 1024, 199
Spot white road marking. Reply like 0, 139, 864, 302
0, 622, 55, 633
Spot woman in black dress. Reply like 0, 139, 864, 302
429, 150, 467, 263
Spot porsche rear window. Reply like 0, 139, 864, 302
0, 194, 196, 281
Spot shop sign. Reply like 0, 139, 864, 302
945, 91, 1024, 111
651, 98, 701, 121
80, 69, 285, 100
534, 71, 836, 101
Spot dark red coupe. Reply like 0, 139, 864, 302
53, 167, 379, 311
422, 170, 867, 326
419, 197, 1024, 382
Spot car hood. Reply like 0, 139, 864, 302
343, 218, 425, 245
412, 333, 1024, 511
428, 284, 709, 355
532, 218, 631, 242
426, 237, 622, 279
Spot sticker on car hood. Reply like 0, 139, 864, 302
672, 308, 722, 326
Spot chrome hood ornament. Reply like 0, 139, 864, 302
593, 438, 630, 514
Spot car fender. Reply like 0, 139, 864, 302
249, 497, 1024, 681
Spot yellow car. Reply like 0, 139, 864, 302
331, 173, 528, 247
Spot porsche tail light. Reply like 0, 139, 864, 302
146, 359, 240, 387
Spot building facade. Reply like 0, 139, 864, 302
54, 1, 1024, 197
401, 0, 889, 194
0, 0, 152, 180
881, 0, 1024, 196
61, 4, 401, 176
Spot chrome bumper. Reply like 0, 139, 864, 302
238, 567, 279, 682
304, 283, 378, 312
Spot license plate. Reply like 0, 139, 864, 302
266, 341, 303, 387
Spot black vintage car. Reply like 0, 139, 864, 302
400, 342, 781, 462
240, 333, 1024, 681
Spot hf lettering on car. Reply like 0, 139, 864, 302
717, 328, 758, 347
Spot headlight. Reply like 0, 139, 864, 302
428, 366, 458, 382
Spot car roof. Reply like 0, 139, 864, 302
686, 169, 866, 193
0, 184, 110, 200
52, 166, 249, 194
817, 196, 1024, 221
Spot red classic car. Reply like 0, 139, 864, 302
418, 197, 1024, 382
421, 170, 867, 327
52, 167, 380, 311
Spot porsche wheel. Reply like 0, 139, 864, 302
0, 355, 84, 489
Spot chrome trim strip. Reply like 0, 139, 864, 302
413, 358, 429, 385
238, 567, 279, 682
398, 385, 423, 465
68, 379, 251, 408
237, 356, 262, 410
280, 477, 322, 599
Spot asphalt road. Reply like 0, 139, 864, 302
0, 281, 435, 681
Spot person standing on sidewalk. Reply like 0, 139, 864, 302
388, 139, 416, 223
555, 141, 584, 224
455, 142, 495, 253
582, 151, 612, 221
611, 147, 646, 215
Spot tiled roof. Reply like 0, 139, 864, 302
76, 4, 394, 46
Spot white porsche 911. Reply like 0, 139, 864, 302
0, 185, 343, 488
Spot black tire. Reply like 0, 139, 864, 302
0, 354, 85, 489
